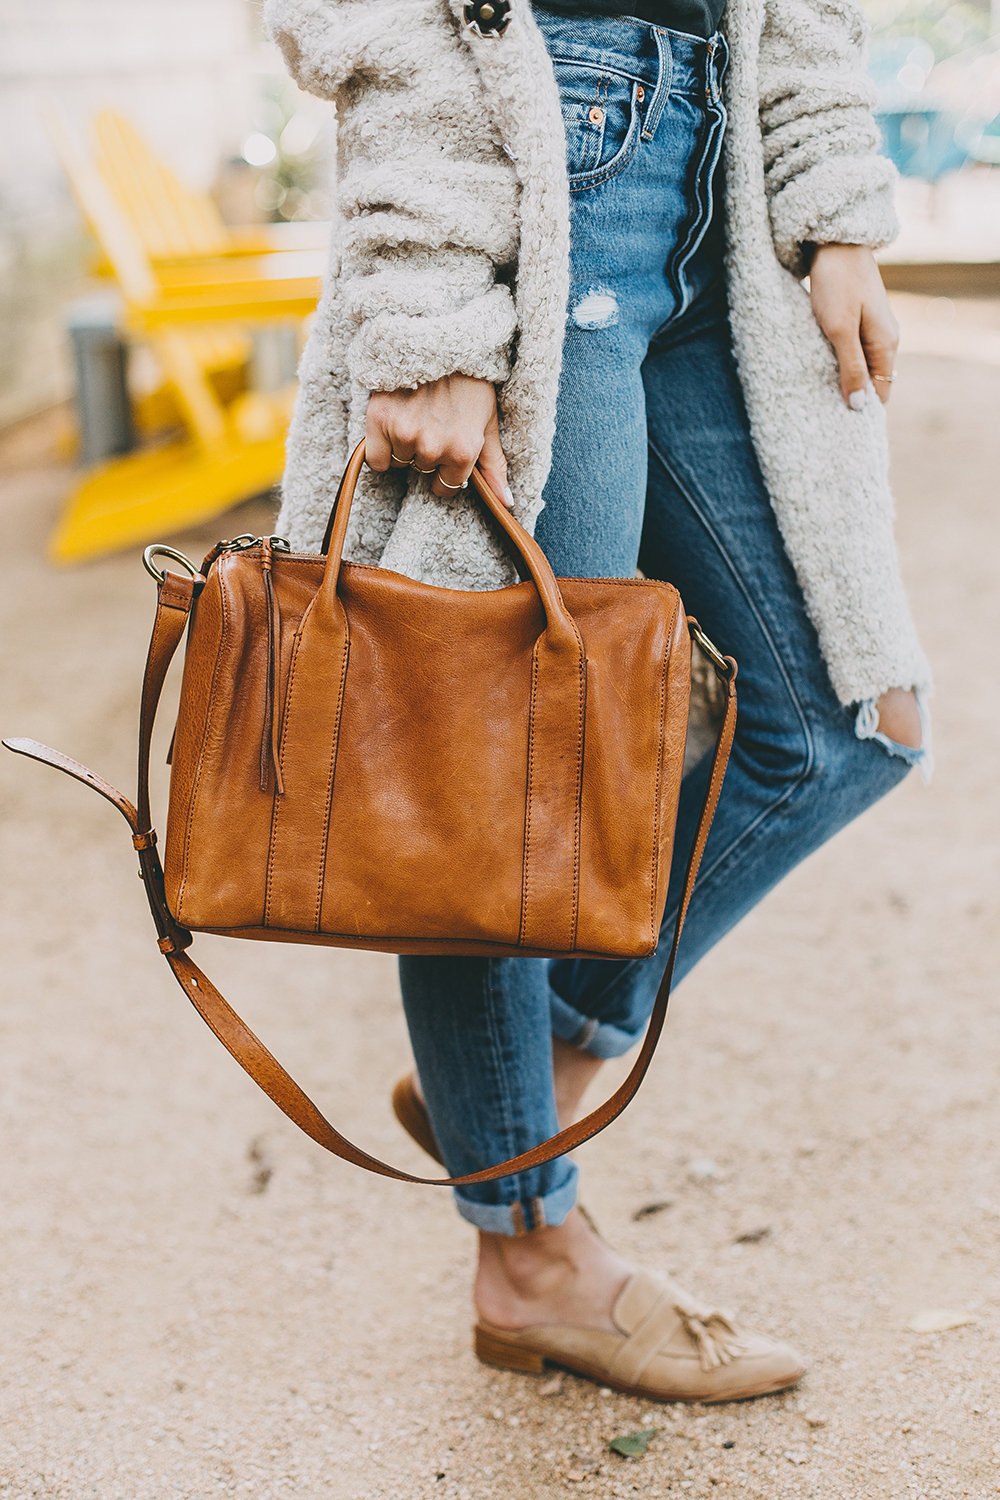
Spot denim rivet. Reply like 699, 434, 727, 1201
636, 85, 645, 102
588, 106, 604, 124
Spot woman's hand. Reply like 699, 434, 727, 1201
809, 246, 921, 750
808, 244, 898, 411
366, 374, 513, 507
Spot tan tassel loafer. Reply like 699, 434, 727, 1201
391, 1076, 802, 1399
474, 1269, 805, 1403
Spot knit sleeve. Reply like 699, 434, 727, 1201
757, 0, 899, 277
265, 0, 519, 391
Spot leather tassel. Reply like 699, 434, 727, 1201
259, 539, 286, 795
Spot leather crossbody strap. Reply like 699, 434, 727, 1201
3, 574, 737, 1186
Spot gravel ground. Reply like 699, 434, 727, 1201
1, 314, 998, 1500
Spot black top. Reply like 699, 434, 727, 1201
534, 0, 723, 40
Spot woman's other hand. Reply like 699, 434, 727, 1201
809, 245, 920, 750
808, 243, 899, 411
366, 374, 513, 507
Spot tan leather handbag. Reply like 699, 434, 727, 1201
5, 440, 736, 1185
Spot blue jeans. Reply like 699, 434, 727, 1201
398, 11, 922, 1235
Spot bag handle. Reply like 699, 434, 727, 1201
4, 573, 737, 1188
310, 441, 588, 952
321, 441, 583, 656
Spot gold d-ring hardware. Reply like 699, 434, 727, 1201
219, 533, 290, 554
142, 544, 200, 584
690, 622, 733, 678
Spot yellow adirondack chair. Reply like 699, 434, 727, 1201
88, 111, 330, 438
94, 109, 243, 261
46, 107, 325, 563
92, 108, 309, 263
90, 109, 253, 436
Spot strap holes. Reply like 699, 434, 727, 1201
190, 977, 199, 989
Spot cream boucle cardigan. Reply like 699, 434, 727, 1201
266, 0, 930, 710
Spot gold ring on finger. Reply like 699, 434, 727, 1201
410, 461, 438, 475
437, 477, 467, 492
389, 450, 411, 465
872, 373, 896, 383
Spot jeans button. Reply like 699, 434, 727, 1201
588, 106, 604, 124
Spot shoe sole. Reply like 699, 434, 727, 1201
474, 1324, 805, 1404
392, 1075, 445, 1166
391, 1079, 604, 1239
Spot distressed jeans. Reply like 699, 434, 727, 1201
398, 10, 923, 1235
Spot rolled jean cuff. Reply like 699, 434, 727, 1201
451, 1163, 579, 1236
549, 991, 643, 1060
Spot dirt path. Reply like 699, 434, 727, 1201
2, 325, 998, 1500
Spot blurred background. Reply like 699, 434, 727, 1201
1, 4, 999, 1500
0, 0, 334, 560
0, 0, 998, 547
1, 0, 333, 418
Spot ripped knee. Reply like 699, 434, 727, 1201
855, 688, 932, 782
875, 687, 922, 750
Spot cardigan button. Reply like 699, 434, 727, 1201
464, 0, 511, 35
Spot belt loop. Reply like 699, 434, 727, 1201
641, 28, 672, 142
706, 29, 729, 104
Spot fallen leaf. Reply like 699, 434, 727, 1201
907, 1309, 977, 1334
734, 1225, 771, 1244
632, 1200, 673, 1221
538, 1374, 564, 1397
608, 1428, 660, 1458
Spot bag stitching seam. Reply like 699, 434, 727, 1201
264, 623, 306, 928
313, 632, 351, 934
570, 639, 586, 950
178, 568, 228, 922
518, 645, 539, 948
649, 596, 680, 949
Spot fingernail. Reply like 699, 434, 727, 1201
504, 485, 514, 508
848, 389, 867, 411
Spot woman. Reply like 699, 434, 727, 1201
266, 0, 929, 1402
